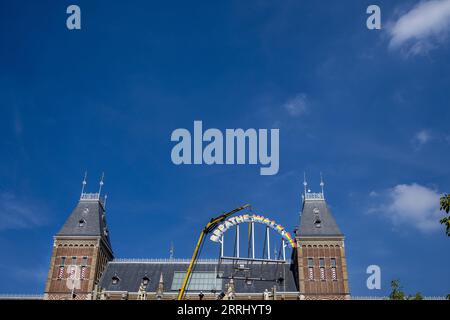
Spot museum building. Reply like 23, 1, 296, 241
44, 180, 350, 300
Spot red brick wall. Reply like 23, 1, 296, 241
44, 238, 112, 300
296, 240, 349, 298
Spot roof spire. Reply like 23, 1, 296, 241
156, 272, 164, 299
80, 171, 87, 198
98, 172, 105, 196
320, 172, 325, 197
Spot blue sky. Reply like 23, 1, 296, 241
0, 0, 449, 296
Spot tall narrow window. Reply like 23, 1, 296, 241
319, 258, 325, 280
69, 265, 76, 280
80, 257, 88, 280
307, 258, 314, 280
58, 266, 64, 279
331, 258, 337, 281
81, 266, 87, 280
69, 257, 77, 280
58, 257, 66, 280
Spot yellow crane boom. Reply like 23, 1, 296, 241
177, 204, 250, 300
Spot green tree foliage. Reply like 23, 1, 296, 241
389, 279, 423, 300
389, 279, 405, 300
407, 292, 423, 300
440, 194, 450, 236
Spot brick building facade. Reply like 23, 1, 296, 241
44, 182, 350, 300
44, 194, 113, 300
295, 190, 350, 299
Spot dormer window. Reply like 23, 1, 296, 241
142, 276, 150, 286
78, 219, 86, 227
314, 219, 322, 228
103, 227, 108, 236
112, 275, 120, 285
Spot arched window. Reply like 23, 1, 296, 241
78, 219, 86, 227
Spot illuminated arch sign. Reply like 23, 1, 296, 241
209, 214, 296, 248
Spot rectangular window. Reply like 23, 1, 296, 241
319, 258, 325, 280
319, 258, 325, 268
80, 266, 87, 280
331, 258, 337, 281
307, 258, 314, 281
71, 256, 77, 265
58, 266, 64, 279
330, 258, 336, 268
82, 257, 88, 266
171, 272, 223, 291
60, 257, 66, 266
69, 265, 76, 279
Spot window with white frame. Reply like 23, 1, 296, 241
330, 258, 337, 281
57, 257, 66, 279
319, 258, 325, 280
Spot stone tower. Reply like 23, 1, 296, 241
44, 179, 113, 300
295, 177, 350, 299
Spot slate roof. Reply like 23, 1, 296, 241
57, 198, 112, 248
298, 197, 343, 237
99, 259, 298, 293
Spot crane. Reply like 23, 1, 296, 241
177, 204, 250, 300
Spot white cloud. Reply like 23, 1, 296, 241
0, 193, 45, 231
370, 183, 442, 233
412, 129, 432, 149
388, 0, 450, 55
283, 93, 308, 117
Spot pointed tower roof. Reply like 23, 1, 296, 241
298, 177, 343, 237
56, 175, 112, 250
